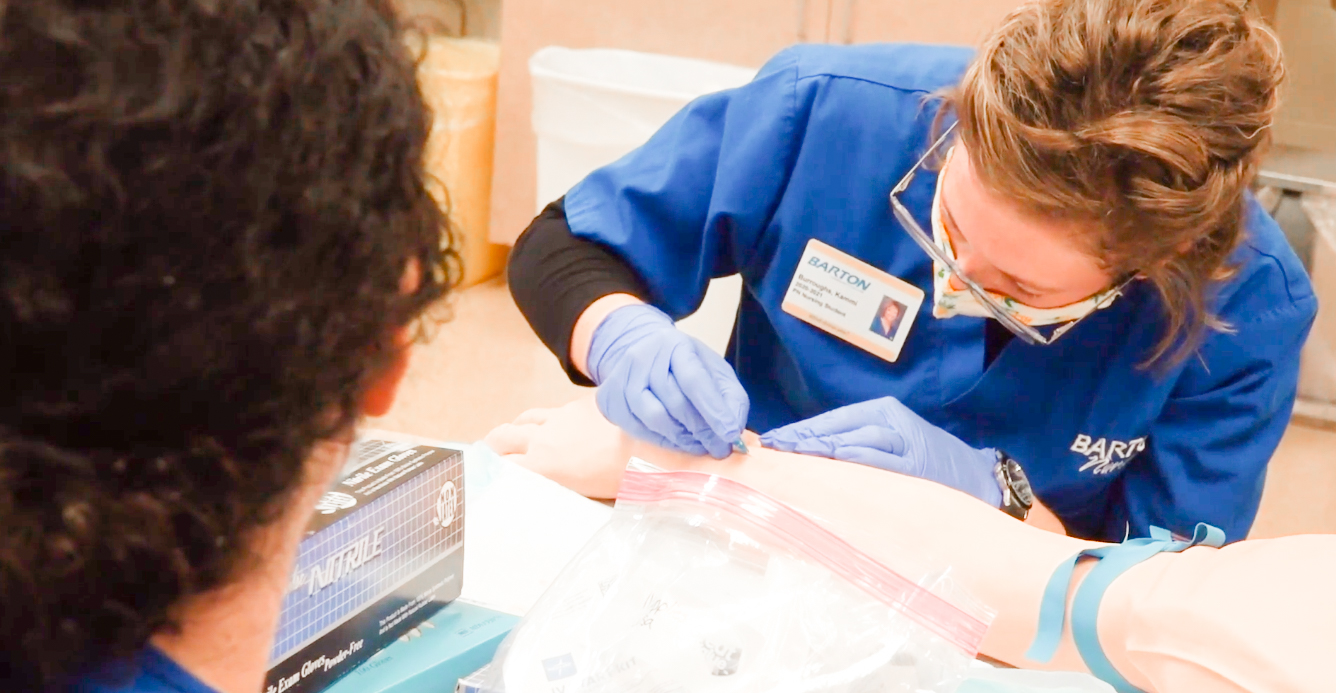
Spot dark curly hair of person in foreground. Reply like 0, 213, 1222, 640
0, 0, 458, 688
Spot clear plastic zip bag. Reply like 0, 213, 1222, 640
478, 459, 994, 693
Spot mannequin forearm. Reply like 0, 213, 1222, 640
489, 399, 1331, 693
621, 441, 1325, 693
632, 442, 1101, 671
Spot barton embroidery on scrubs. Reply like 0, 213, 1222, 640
1070, 434, 1147, 476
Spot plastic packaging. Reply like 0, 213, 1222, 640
479, 459, 994, 693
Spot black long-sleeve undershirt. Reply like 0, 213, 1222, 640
507, 198, 652, 386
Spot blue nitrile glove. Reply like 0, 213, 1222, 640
760, 396, 1003, 507
587, 303, 750, 459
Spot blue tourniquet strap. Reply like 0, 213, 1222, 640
1024, 523, 1225, 693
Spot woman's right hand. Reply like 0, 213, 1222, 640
585, 303, 749, 459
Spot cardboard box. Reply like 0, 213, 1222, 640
264, 441, 466, 693
325, 600, 517, 693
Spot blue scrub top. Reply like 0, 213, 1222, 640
564, 43, 1317, 542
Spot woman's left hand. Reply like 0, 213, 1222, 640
760, 397, 1002, 507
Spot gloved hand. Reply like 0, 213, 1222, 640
587, 303, 749, 459
760, 397, 1002, 507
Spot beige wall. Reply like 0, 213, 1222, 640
1271, 0, 1336, 153
396, 0, 503, 39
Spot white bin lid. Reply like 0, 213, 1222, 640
529, 46, 756, 103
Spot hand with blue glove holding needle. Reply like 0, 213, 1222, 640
572, 294, 749, 459
761, 397, 1004, 507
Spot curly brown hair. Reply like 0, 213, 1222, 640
944, 0, 1284, 365
0, 0, 457, 688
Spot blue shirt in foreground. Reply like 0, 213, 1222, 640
72, 648, 215, 693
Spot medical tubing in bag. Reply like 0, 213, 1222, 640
616, 465, 990, 656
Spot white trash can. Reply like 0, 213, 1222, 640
528, 47, 757, 355
528, 46, 757, 211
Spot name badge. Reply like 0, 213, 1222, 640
781, 239, 925, 362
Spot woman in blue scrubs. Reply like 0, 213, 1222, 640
509, 0, 1316, 543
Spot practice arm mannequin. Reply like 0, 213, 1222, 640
485, 397, 1334, 693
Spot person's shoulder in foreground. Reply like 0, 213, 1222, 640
71, 650, 216, 693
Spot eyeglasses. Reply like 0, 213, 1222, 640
888, 123, 1127, 346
